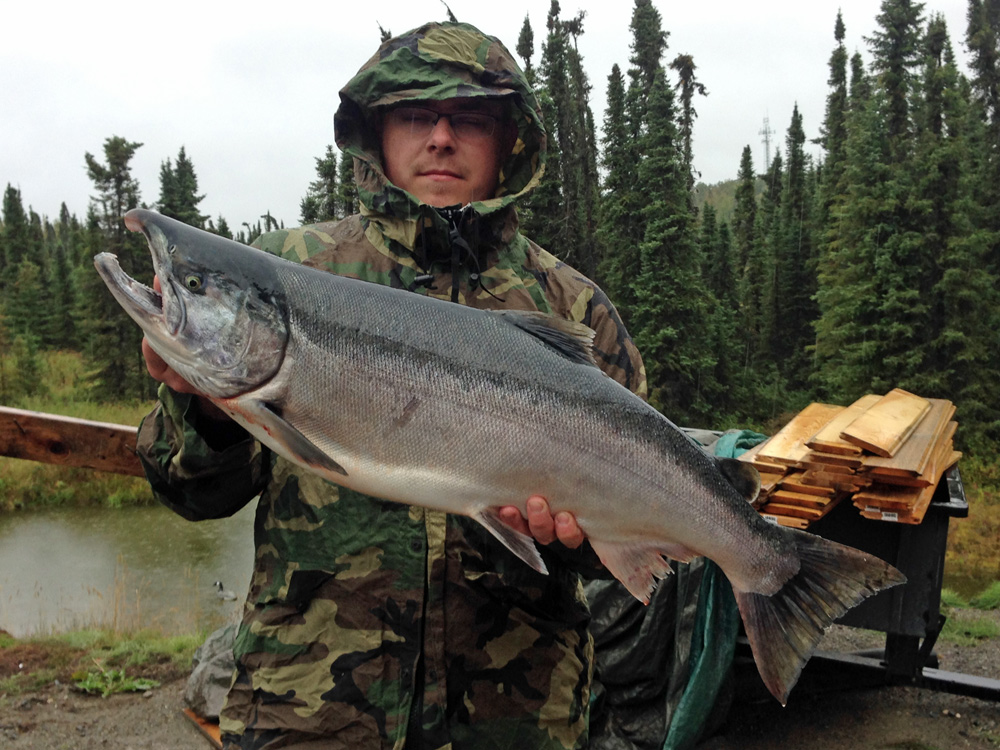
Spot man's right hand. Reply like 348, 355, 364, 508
142, 337, 198, 394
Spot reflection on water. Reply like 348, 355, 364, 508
0, 501, 256, 637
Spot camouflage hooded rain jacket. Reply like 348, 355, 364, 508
137, 21, 646, 750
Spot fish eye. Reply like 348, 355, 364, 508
168, 244, 177, 255
184, 274, 203, 291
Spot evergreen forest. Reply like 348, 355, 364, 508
2, 0, 999, 456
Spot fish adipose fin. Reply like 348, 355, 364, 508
734, 530, 906, 705
474, 508, 549, 575
494, 310, 598, 367
238, 399, 348, 479
588, 540, 677, 604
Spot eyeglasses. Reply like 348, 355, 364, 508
385, 106, 499, 141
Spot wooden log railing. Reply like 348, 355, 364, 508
0, 405, 144, 477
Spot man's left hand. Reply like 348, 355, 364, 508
499, 497, 585, 549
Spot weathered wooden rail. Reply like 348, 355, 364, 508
0, 405, 144, 476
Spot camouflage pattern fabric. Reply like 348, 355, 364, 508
136, 20, 645, 750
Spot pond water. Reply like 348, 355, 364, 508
0, 502, 256, 637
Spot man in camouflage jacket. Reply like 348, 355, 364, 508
137, 21, 646, 750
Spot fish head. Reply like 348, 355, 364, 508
94, 208, 288, 398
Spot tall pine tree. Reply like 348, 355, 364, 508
158, 146, 207, 228
80, 136, 154, 400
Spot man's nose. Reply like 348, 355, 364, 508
426, 116, 457, 148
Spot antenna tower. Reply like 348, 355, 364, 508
759, 116, 775, 168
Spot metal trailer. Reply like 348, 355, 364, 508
737, 467, 1000, 702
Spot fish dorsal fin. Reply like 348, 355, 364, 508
494, 310, 598, 367
715, 456, 761, 505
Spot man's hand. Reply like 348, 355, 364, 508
499, 496, 585, 549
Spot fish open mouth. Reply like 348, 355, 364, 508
92, 252, 187, 337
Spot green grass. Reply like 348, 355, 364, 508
940, 587, 969, 609
73, 665, 160, 698
940, 611, 1000, 646
971, 581, 1000, 610
1, 350, 157, 511
0, 628, 205, 697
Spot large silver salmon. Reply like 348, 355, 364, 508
95, 208, 904, 704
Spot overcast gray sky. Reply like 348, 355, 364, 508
2, 0, 971, 232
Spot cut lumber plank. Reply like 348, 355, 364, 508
854, 484, 923, 512
771, 489, 838, 510
799, 469, 871, 493
857, 482, 937, 524
863, 402, 956, 478
773, 479, 835, 498
758, 512, 811, 530
0, 405, 144, 476
797, 450, 864, 470
757, 403, 845, 465
839, 388, 931, 458
806, 394, 882, 455
737, 439, 789, 475
760, 502, 824, 520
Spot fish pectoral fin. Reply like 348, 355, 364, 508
473, 508, 549, 575
494, 310, 598, 367
715, 456, 761, 505
243, 399, 348, 479
588, 540, 675, 605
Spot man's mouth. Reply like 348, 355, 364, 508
420, 170, 462, 179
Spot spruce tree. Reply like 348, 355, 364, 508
1, 184, 31, 291
596, 64, 637, 317
158, 146, 207, 228
814, 88, 892, 400
669, 53, 708, 192
599, 0, 668, 324
528, 2, 596, 273
301, 145, 340, 224
516, 14, 536, 87
866, 0, 926, 161
920, 14, 1000, 441
81, 136, 154, 400
773, 105, 817, 390
817, 12, 851, 235
631, 68, 714, 420
338, 150, 358, 216
732, 147, 763, 380
625, 0, 668, 137
753, 151, 784, 397
965, 0, 1000, 277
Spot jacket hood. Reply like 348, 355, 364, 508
334, 21, 547, 229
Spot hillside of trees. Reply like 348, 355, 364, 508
2, 0, 998, 450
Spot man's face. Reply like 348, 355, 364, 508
380, 98, 511, 207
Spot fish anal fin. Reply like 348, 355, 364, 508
474, 508, 549, 575
716, 456, 761, 504
588, 540, 676, 604
223, 398, 348, 480
734, 529, 906, 705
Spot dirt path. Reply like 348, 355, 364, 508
2, 612, 998, 749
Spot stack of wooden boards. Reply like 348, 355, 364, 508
739, 389, 961, 530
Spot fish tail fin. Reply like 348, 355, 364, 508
733, 530, 906, 705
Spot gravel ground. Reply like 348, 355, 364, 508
1, 609, 998, 749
